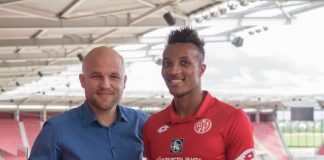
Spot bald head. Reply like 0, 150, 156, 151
79, 46, 127, 118
82, 46, 125, 74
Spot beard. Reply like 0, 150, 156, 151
86, 93, 122, 112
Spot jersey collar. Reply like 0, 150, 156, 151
168, 91, 215, 124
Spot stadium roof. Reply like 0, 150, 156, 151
0, 0, 324, 110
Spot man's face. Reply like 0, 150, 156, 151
161, 43, 206, 97
79, 50, 126, 112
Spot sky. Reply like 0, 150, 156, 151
126, 7, 324, 98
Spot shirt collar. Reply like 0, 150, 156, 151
81, 102, 128, 127
117, 104, 129, 122
81, 102, 97, 127
168, 91, 214, 124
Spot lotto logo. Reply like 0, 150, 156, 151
157, 125, 169, 133
235, 149, 255, 160
243, 151, 255, 160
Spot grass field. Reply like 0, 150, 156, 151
283, 133, 324, 147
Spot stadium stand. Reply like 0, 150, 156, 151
20, 112, 42, 149
253, 122, 290, 160
0, 118, 26, 160
0, 148, 26, 160
316, 143, 324, 159
22, 119, 41, 149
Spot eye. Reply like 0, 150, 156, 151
91, 74, 101, 79
111, 76, 119, 79
162, 61, 171, 68
180, 60, 190, 66
110, 74, 121, 80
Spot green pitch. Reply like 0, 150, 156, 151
283, 133, 324, 147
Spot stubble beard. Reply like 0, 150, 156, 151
87, 94, 118, 112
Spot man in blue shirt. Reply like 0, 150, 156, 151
29, 46, 150, 160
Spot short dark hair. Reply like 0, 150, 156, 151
167, 27, 205, 62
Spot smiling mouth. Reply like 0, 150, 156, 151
170, 79, 182, 83
168, 79, 184, 86
97, 92, 114, 95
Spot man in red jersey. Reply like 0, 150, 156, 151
143, 27, 255, 160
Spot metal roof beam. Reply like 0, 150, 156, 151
92, 29, 119, 43
0, 5, 58, 21
0, 17, 186, 28
0, 36, 139, 47
31, 29, 47, 39
58, 0, 86, 18
0, 34, 231, 48
286, 2, 324, 16
67, 6, 149, 20
0, 59, 77, 68
0, 0, 30, 6
136, 0, 155, 7
236, 1, 275, 16
192, 17, 296, 27
130, 3, 171, 25
274, 0, 292, 23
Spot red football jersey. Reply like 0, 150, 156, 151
144, 91, 255, 160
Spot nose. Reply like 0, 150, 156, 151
99, 77, 111, 88
169, 63, 181, 74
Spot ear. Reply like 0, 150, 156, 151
123, 75, 127, 89
79, 74, 85, 89
199, 63, 206, 77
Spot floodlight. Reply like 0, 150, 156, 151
163, 12, 175, 26
37, 71, 43, 77
77, 53, 84, 62
232, 36, 244, 47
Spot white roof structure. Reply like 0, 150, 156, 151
0, 0, 323, 111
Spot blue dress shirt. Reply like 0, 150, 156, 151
29, 102, 150, 160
